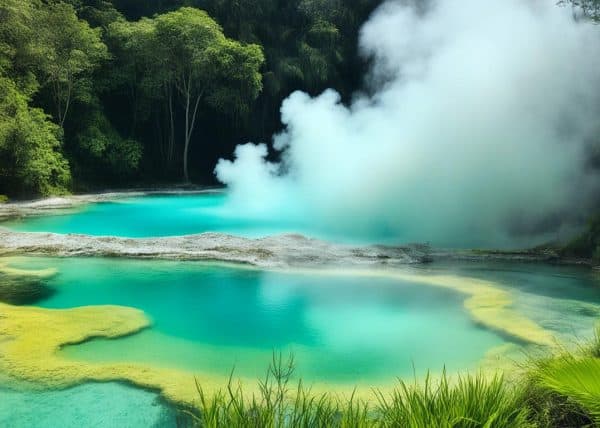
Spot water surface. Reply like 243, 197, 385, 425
2, 193, 394, 244
2, 256, 600, 428
0, 382, 177, 428
10, 257, 513, 383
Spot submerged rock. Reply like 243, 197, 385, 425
0, 274, 55, 305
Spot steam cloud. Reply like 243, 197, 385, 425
216, 0, 600, 247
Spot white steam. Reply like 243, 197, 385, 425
216, 0, 600, 247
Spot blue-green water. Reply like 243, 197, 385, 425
33, 257, 504, 382
4, 194, 600, 426
3, 256, 600, 427
2, 193, 389, 243
8, 257, 600, 384
0, 382, 177, 428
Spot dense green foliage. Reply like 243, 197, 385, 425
0, 76, 70, 196
184, 330, 600, 427
0, 0, 380, 197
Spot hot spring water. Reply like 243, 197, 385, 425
3, 256, 600, 385
3, 193, 410, 245
2, 194, 600, 425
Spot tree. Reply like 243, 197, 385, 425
74, 106, 142, 179
105, 19, 155, 134
152, 7, 264, 182
0, 77, 70, 197
33, 2, 108, 128
0, 0, 40, 94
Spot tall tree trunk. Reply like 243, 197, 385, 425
167, 86, 175, 166
59, 79, 72, 129
182, 89, 201, 184
183, 88, 191, 183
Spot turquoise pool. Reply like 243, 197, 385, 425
0, 382, 178, 428
2, 193, 397, 244
21, 257, 503, 383
1, 255, 600, 427
4, 257, 599, 385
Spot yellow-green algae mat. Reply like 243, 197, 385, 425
0, 257, 557, 408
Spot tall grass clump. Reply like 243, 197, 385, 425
185, 323, 600, 427
587, 323, 600, 358
525, 323, 600, 427
376, 371, 530, 428
187, 354, 530, 427
527, 355, 600, 425
188, 353, 372, 427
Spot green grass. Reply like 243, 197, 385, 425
375, 371, 530, 428
587, 324, 600, 358
186, 324, 600, 427
187, 354, 531, 428
529, 356, 600, 424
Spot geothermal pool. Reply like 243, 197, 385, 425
3, 192, 391, 244
2, 194, 600, 424
5, 257, 508, 382
0, 256, 599, 419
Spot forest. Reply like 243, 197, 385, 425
4, 2, 600, 427
1, 0, 600, 253
0, 0, 382, 196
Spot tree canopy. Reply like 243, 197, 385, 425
0, 0, 381, 197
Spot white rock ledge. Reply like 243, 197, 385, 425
0, 189, 219, 220
0, 231, 425, 268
